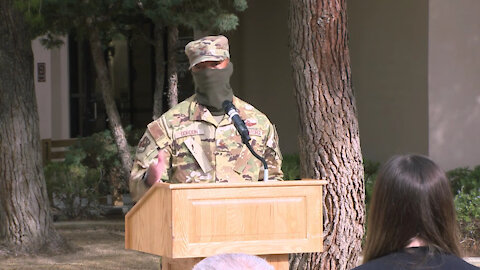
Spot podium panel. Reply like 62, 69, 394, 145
125, 180, 326, 259
189, 195, 307, 242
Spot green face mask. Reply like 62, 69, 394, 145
192, 62, 234, 116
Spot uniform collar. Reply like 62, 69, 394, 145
189, 95, 247, 126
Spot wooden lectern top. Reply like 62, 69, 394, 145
125, 179, 326, 258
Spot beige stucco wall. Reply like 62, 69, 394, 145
33, 37, 70, 140
33, 38, 52, 139
428, 0, 480, 170
229, 0, 298, 155
348, 0, 429, 163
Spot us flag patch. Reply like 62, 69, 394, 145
248, 129, 263, 137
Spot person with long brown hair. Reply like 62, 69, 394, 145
353, 154, 478, 270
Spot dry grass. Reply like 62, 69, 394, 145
0, 220, 159, 270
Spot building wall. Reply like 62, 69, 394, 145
33, 37, 70, 140
229, 0, 299, 155
31, 1, 480, 170
429, 0, 480, 170
348, 0, 429, 163
33, 38, 52, 139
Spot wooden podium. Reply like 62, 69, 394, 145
125, 180, 326, 269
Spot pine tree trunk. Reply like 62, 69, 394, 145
167, 26, 179, 108
0, 0, 68, 255
153, 23, 165, 120
87, 27, 133, 184
288, 0, 365, 269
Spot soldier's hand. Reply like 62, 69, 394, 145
146, 151, 166, 186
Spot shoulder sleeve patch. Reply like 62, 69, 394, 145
147, 120, 171, 149
137, 136, 151, 153
148, 121, 164, 139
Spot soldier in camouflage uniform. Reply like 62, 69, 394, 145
129, 35, 283, 202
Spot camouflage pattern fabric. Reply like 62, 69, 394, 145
129, 95, 283, 202
184, 35, 230, 69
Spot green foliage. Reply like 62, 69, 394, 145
14, 0, 45, 38
140, 0, 248, 32
69, 128, 142, 194
363, 160, 380, 207
282, 154, 300, 180
214, 14, 239, 32
447, 166, 480, 195
44, 150, 102, 219
16, 0, 249, 48
44, 128, 142, 219
451, 167, 480, 249
127, 126, 145, 148
72, 130, 121, 171
455, 189, 480, 253
15, 0, 145, 45
455, 189, 480, 223
232, 0, 248, 11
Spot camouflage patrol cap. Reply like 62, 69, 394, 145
185, 35, 230, 69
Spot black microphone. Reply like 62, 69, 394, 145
222, 100, 269, 180
223, 100, 251, 144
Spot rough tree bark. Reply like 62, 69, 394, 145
288, 0, 365, 269
167, 25, 179, 108
88, 26, 133, 184
153, 23, 165, 120
0, 0, 68, 255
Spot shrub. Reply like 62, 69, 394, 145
448, 166, 480, 195
44, 127, 143, 219
282, 154, 300, 180
68, 127, 143, 198
44, 148, 102, 219
451, 168, 480, 255
70, 130, 125, 196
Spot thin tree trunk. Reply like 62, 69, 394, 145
288, 0, 365, 269
167, 25, 179, 108
153, 23, 165, 120
88, 27, 133, 184
0, 0, 68, 255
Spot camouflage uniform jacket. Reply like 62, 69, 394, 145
129, 95, 283, 201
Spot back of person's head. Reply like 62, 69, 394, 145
363, 154, 461, 263
192, 253, 274, 270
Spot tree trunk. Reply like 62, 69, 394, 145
0, 0, 68, 255
153, 23, 166, 120
167, 25, 179, 108
288, 1, 365, 269
88, 27, 133, 184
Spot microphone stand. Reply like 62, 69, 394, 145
245, 141, 269, 181
223, 100, 270, 181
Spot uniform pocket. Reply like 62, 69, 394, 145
233, 138, 264, 180
183, 137, 212, 173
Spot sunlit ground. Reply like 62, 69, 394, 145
0, 220, 159, 270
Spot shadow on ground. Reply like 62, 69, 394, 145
1, 219, 479, 269
0, 220, 159, 270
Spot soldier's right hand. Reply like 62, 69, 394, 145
146, 151, 166, 186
